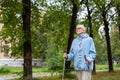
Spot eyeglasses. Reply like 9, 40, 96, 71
76, 28, 82, 29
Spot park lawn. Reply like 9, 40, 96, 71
33, 71, 120, 80
0, 64, 120, 74
93, 70, 120, 80
0, 66, 49, 74
96, 64, 120, 70
1, 64, 120, 80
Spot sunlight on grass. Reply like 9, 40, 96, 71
33, 71, 120, 80
1, 64, 120, 80
33, 73, 77, 80
96, 64, 120, 70
0, 64, 120, 74
96, 65, 108, 70
32, 67, 49, 72
93, 71, 120, 80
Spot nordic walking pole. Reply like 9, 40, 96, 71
62, 58, 66, 80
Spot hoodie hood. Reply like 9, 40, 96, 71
77, 33, 89, 41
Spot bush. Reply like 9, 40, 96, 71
44, 46, 64, 71
0, 65, 10, 73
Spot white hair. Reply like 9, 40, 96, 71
76, 24, 86, 32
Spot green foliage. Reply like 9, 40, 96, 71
0, 0, 120, 73
110, 25, 120, 61
39, 0, 72, 69
0, 66, 23, 74
0, 65, 10, 73
0, 0, 46, 58
95, 37, 107, 64
0, 0, 72, 59
0, 0, 24, 57
44, 45, 64, 70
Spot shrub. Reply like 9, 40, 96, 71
0, 65, 10, 73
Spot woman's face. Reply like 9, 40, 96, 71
76, 28, 84, 35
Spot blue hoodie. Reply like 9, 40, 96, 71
67, 33, 96, 71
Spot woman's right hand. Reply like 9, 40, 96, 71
63, 53, 68, 58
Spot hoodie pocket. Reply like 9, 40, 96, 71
84, 55, 89, 70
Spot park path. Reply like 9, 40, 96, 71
0, 74, 19, 80
0, 72, 59, 80
0, 70, 110, 80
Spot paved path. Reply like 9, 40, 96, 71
0, 70, 113, 80
0, 72, 59, 80
0, 74, 19, 80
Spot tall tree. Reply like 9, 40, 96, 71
65, 0, 79, 72
85, 0, 93, 37
84, 0, 96, 74
22, 0, 32, 79
94, 0, 113, 72
65, 0, 84, 72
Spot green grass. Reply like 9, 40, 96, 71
14, 71, 120, 80
0, 64, 120, 80
93, 71, 120, 80
0, 64, 120, 74
32, 67, 49, 72
32, 71, 120, 80
0, 66, 49, 74
33, 72, 77, 80
0, 66, 22, 74
96, 64, 120, 70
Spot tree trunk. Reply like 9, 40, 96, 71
22, 0, 32, 79
65, 0, 78, 72
102, 13, 113, 72
85, 0, 96, 74
86, 1, 92, 37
